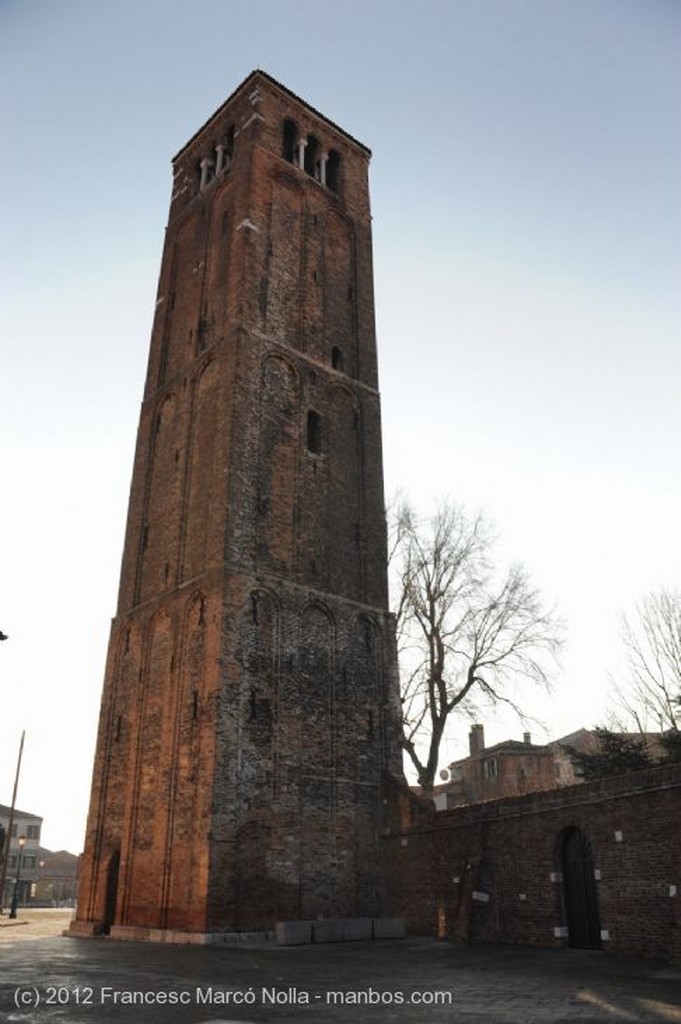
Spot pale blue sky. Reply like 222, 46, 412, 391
1, 0, 679, 852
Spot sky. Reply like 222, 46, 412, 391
1, 0, 679, 854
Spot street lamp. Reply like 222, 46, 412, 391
9, 836, 26, 919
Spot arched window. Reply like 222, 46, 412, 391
326, 149, 341, 193
283, 119, 297, 164
216, 125, 234, 175
225, 124, 234, 161
305, 135, 320, 177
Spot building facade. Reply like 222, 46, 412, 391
34, 849, 79, 906
71, 71, 403, 941
432, 725, 558, 809
431, 725, 670, 809
0, 804, 42, 908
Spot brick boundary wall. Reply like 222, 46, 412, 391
383, 763, 681, 965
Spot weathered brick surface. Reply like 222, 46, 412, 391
385, 763, 681, 965
73, 72, 403, 940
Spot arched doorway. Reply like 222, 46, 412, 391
102, 850, 120, 935
560, 827, 602, 949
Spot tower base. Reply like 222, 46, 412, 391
66, 917, 405, 945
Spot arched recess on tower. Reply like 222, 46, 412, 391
102, 849, 120, 935
241, 587, 278, 770
323, 210, 355, 368
184, 359, 219, 581
104, 622, 141, 841
263, 177, 304, 340
257, 354, 298, 573
338, 613, 383, 777
161, 591, 210, 930
297, 601, 335, 919
140, 393, 182, 604
327, 383, 361, 601
335, 613, 384, 917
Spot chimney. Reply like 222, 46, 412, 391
523, 731, 532, 745
469, 724, 485, 756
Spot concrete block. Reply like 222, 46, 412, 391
343, 918, 373, 941
312, 919, 344, 943
217, 930, 274, 943
372, 917, 406, 939
275, 920, 312, 945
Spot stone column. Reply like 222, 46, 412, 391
318, 151, 328, 186
215, 145, 226, 176
199, 158, 214, 190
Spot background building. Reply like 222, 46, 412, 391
432, 726, 556, 809
34, 849, 79, 906
0, 804, 42, 908
430, 724, 668, 809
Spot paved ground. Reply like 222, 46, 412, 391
0, 908, 75, 944
1, 910, 680, 1023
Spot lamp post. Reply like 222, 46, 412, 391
0, 731, 25, 916
9, 836, 26, 919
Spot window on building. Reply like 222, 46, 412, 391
282, 120, 341, 194
26, 825, 39, 839
331, 346, 343, 371
283, 119, 297, 164
304, 135, 320, 177
306, 410, 322, 454
220, 125, 235, 171
327, 149, 341, 193
483, 757, 498, 781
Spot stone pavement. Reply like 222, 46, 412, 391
0, 912, 679, 1023
0, 908, 74, 944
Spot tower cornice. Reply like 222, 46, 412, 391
172, 69, 371, 164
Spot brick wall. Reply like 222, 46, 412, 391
385, 763, 681, 965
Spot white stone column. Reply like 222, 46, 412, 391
215, 145, 226, 175
199, 158, 213, 190
318, 151, 328, 186
296, 138, 307, 170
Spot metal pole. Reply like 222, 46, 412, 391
9, 837, 25, 919
0, 730, 25, 915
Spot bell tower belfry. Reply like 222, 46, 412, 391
71, 70, 403, 941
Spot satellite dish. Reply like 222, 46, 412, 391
439, 768, 451, 782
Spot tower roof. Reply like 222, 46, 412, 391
173, 69, 371, 162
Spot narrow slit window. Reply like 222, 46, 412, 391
306, 410, 322, 454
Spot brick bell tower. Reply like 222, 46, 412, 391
70, 71, 403, 941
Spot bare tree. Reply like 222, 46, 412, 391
612, 589, 681, 733
390, 501, 562, 793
